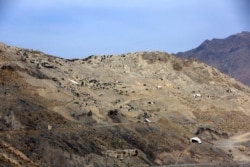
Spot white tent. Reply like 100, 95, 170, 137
190, 137, 202, 144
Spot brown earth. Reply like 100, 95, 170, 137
1, 43, 250, 166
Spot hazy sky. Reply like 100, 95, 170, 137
0, 0, 249, 58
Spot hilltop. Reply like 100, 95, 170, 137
176, 31, 250, 86
1, 43, 250, 166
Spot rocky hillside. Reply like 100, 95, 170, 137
1, 43, 250, 166
176, 31, 250, 86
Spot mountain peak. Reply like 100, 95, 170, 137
176, 31, 250, 86
236, 31, 250, 36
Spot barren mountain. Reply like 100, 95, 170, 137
1, 42, 250, 166
176, 31, 250, 86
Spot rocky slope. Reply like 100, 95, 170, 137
176, 31, 250, 86
1, 43, 250, 166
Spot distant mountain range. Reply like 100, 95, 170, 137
176, 31, 250, 86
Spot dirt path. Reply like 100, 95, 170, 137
214, 132, 250, 162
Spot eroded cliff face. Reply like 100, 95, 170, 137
1, 43, 250, 166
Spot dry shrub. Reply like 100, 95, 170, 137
232, 83, 243, 91
238, 146, 247, 152
182, 59, 193, 67
141, 52, 169, 64
1, 64, 16, 71
172, 62, 182, 71
211, 69, 219, 76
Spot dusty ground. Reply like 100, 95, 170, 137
0, 43, 250, 166
214, 132, 250, 162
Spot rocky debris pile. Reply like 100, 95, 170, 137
102, 149, 138, 160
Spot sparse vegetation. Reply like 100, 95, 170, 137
1, 42, 250, 166
172, 62, 182, 71
141, 52, 169, 64
232, 83, 243, 91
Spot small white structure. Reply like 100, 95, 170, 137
193, 93, 202, 98
209, 81, 215, 85
190, 137, 202, 144
156, 85, 162, 89
144, 118, 152, 123
69, 79, 79, 85
148, 101, 154, 105
48, 125, 52, 131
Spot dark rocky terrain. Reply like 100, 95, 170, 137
176, 31, 250, 86
1, 42, 250, 166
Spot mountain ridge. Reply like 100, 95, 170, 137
176, 31, 250, 86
